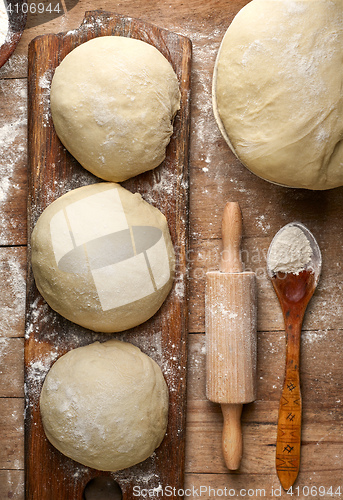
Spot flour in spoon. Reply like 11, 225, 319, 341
0, 0, 8, 46
268, 225, 312, 275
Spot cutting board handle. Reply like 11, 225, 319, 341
220, 202, 243, 273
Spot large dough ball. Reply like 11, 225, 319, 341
31, 183, 175, 332
40, 340, 169, 471
50, 36, 181, 182
213, 0, 343, 190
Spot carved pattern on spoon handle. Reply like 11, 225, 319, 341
276, 367, 302, 491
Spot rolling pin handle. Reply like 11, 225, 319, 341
220, 202, 243, 273
221, 403, 243, 470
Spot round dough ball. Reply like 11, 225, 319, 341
40, 340, 169, 471
31, 183, 175, 333
213, 0, 343, 190
50, 36, 181, 182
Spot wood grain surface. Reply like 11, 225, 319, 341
25, 11, 191, 500
0, 0, 342, 499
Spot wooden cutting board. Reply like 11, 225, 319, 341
25, 11, 191, 500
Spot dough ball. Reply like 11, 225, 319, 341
213, 0, 343, 190
50, 36, 181, 182
40, 340, 169, 471
31, 183, 175, 332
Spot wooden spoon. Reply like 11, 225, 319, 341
267, 222, 322, 491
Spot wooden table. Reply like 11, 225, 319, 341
0, 1, 342, 498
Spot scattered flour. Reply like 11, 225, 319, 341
172, 277, 186, 302
25, 349, 60, 406
0, 79, 27, 244
0, 249, 26, 335
0, 336, 9, 357
302, 330, 327, 344
27, 353, 59, 385
0, 53, 28, 78
256, 214, 271, 234
39, 69, 53, 127
268, 224, 313, 275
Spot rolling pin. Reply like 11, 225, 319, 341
206, 202, 257, 470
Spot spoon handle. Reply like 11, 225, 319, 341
276, 318, 302, 491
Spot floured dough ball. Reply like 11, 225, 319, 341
213, 0, 343, 190
31, 183, 175, 332
50, 36, 181, 182
40, 340, 169, 471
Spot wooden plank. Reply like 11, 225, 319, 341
0, 399, 341, 483
185, 400, 343, 475
0, 0, 248, 78
188, 236, 343, 333
0, 247, 26, 338
0, 0, 341, 494
2, 468, 342, 500
0, 80, 27, 245
1, 0, 343, 335
184, 473, 342, 499
187, 332, 343, 407
0, 338, 24, 397
0, 398, 24, 470
0, 48, 27, 79
186, 333, 343, 478
190, 150, 343, 240
25, 11, 191, 500
4, 329, 342, 410
0, 470, 24, 499
0, 332, 341, 487
1, 229, 342, 344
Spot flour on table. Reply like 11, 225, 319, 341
268, 225, 312, 275
0, 81, 27, 243
0, 0, 8, 46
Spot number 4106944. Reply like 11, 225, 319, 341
7, 3, 62, 14
286, 486, 341, 497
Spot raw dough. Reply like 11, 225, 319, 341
40, 340, 169, 471
31, 183, 175, 332
50, 36, 181, 182
213, 0, 343, 190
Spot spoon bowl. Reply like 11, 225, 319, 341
267, 222, 322, 282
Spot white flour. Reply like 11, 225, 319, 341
0, 0, 8, 46
268, 225, 312, 275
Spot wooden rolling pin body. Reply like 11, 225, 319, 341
206, 202, 257, 470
